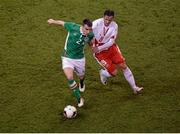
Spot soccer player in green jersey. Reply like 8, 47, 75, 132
47, 18, 94, 107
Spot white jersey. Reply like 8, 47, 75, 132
92, 18, 118, 51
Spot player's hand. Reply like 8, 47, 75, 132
47, 19, 54, 24
92, 46, 99, 53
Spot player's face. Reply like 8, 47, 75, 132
104, 15, 114, 26
82, 24, 92, 35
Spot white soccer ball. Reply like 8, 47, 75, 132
63, 105, 77, 118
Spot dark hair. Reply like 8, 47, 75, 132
83, 19, 92, 27
104, 9, 114, 17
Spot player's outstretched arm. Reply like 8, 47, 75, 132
47, 19, 65, 26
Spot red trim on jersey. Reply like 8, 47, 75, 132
94, 38, 104, 46
103, 27, 109, 36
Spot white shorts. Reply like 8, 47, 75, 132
61, 56, 85, 76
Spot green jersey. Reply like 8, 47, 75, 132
62, 22, 94, 59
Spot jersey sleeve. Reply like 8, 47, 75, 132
87, 32, 94, 44
114, 23, 118, 39
90, 32, 94, 40
64, 22, 76, 31
92, 20, 98, 29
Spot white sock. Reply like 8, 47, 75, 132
123, 67, 137, 90
101, 69, 111, 78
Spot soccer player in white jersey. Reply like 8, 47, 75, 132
92, 10, 143, 94
47, 18, 94, 107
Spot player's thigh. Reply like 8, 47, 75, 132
111, 44, 125, 64
63, 68, 74, 80
62, 57, 75, 69
96, 57, 116, 75
74, 58, 85, 77
62, 57, 75, 79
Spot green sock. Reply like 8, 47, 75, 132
68, 79, 74, 85
72, 88, 81, 103
68, 79, 81, 102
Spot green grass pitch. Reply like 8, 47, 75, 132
0, 0, 180, 132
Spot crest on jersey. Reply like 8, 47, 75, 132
74, 33, 78, 36
84, 37, 89, 42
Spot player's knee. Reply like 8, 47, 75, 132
79, 75, 85, 80
110, 69, 118, 76
118, 63, 127, 70
106, 64, 118, 76
113, 69, 118, 76
66, 76, 74, 80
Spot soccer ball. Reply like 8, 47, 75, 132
63, 105, 77, 118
